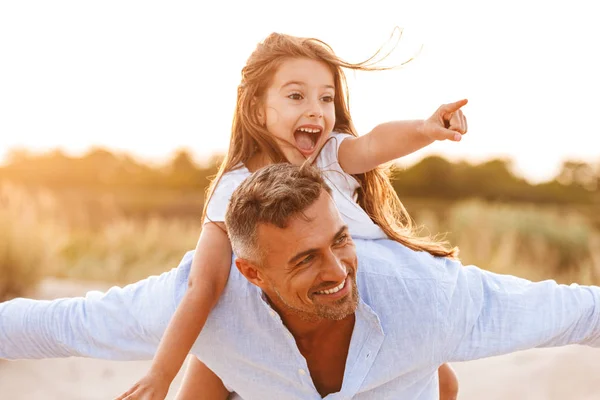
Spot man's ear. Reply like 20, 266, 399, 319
236, 258, 266, 289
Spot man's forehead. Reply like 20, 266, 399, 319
257, 213, 317, 243
255, 193, 343, 254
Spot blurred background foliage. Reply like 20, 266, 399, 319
1, 147, 598, 300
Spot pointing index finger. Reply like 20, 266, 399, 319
442, 99, 468, 115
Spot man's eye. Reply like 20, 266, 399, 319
288, 93, 303, 100
335, 234, 348, 245
298, 254, 314, 266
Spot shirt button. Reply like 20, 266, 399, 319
298, 369, 306, 376
269, 310, 276, 317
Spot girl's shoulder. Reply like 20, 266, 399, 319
218, 164, 252, 187
205, 164, 251, 223
316, 132, 354, 167
325, 131, 354, 149
211, 164, 252, 200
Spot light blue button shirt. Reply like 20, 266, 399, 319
2, 239, 600, 399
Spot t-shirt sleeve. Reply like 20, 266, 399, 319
204, 171, 246, 224
316, 132, 354, 171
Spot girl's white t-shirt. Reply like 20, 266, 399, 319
205, 132, 388, 240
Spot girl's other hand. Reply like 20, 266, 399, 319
114, 372, 170, 400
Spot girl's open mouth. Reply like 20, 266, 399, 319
294, 125, 323, 157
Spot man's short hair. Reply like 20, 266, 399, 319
225, 164, 332, 262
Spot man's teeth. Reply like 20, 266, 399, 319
297, 127, 321, 133
316, 280, 346, 295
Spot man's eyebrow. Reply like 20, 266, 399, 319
333, 225, 349, 240
287, 225, 348, 265
281, 81, 335, 90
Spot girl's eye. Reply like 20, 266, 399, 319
288, 93, 303, 100
321, 95, 334, 103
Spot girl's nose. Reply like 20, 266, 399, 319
305, 100, 323, 119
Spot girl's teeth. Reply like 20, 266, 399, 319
298, 127, 320, 133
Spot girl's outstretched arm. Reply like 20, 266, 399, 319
116, 222, 232, 400
338, 99, 468, 175
174, 356, 230, 400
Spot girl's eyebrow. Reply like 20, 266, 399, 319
281, 81, 334, 90
281, 80, 304, 88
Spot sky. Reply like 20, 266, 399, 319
1, 0, 598, 183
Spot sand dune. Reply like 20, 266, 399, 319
2, 279, 599, 399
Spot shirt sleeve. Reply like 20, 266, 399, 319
0, 252, 194, 361
435, 257, 600, 363
315, 132, 353, 172
204, 171, 246, 224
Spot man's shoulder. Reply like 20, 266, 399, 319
354, 239, 446, 338
355, 239, 446, 283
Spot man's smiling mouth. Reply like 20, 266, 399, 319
315, 279, 346, 295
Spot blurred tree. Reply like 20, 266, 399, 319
392, 156, 457, 198
4, 147, 34, 164
0, 148, 597, 207
557, 161, 598, 191
169, 149, 197, 174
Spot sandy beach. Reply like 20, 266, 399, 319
2, 278, 599, 399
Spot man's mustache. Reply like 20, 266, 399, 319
309, 270, 355, 294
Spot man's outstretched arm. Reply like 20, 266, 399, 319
0, 252, 193, 361
436, 257, 600, 363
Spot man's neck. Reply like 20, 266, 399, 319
281, 310, 355, 342
262, 295, 357, 396
275, 306, 356, 397
263, 293, 356, 342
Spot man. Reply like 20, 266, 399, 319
2, 163, 600, 399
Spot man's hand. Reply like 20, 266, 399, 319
114, 372, 171, 400
422, 99, 468, 142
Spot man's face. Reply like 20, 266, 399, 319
253, 191, 359, 321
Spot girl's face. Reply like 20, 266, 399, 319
259, 57, 336, 165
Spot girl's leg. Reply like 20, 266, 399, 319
174, 356, 230, 400
438, 362, 459, 400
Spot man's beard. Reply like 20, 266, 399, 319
272, 275, 359, 322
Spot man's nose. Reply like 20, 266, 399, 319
319, 251, 347, 282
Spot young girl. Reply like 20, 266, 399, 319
117, 32, 467, 400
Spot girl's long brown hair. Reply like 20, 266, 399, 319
203, 32, 458, 259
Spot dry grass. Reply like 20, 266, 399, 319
0, 184, 65, 300
414, 200, 600, 284
56, 216, 199, 283
1, 186, 599, 301
0, 185, 200, 300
